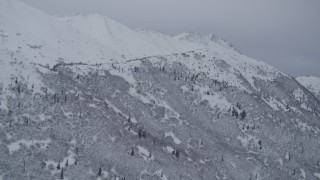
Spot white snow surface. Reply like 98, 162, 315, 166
296, 76, 320, 98
136, 145, 154, 161
0, 0, 287, 111
165, 132, 182, 145
7, 139, 51, 154
262, 97, 286, 111
0, 0, 123, 66
59, 14, 199, 59
58, 11, 284, 91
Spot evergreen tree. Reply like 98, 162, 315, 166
233, 109, 239, 118
236, 102, 241, 110
240, 110, 246, 120
172, 149, 176, 156
258, 140, 262, 150
231, 107, 236, 117
17, 85, 21, 94
142, 130, 147, 138
60, 168, 64, 179
23, 160, 26, 173
65, 159, 68, 167
127, 117, 131, 123
57, 161, 61, 170
98, 167, 102, 176
175, 149, 179, 158
138, 128, 142, 138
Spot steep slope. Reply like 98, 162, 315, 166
60, 14, 286, 91
296, 76, 320, 100
0, 0, 123, 65
0, 0, 126, 109
1, 1, 320, 180
59, 15, 239, 59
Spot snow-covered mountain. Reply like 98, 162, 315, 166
175, 32, 235, 50
296, 76, 320, 100
1, 0, 320, 180
59, 14, 237, 59
59, 14, 200, 58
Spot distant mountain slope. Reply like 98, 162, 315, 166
175, 32, 234, 50
296, 76, 320, 100
59, 14, 285, 91
59, 14, 198, 58
0, 0, 123, 65
1, 0, 320, 180
59, 15, 238, 59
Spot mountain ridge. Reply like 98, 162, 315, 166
1, 0, 320, 179
58, 13, 236, 59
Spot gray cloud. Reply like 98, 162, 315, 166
21, 0, 320, 76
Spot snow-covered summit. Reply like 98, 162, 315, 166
175, 32, 234, 50
59, 14, 199, 58
0, 0, 285, 92
57, 13, 284, 90
59, 14, 238, 59
0, 0, 123, 66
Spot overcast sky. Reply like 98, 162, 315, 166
21, 0, 320, 77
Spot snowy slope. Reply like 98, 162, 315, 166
59, 14, 199, 58
0, 0, 125, 102
60, 14, 284, 91
1, 0, 320, 180
175, 32, 234, 50
296, 76, 320, 100
0, 0, 283, 93
60, 15, 238, 59
0, 0, 124, 66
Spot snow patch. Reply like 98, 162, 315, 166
136, 145, 154, 161
300, 168, 306, 179
165, 132, 181, 145
129, 87, 151, 104
262, 96, 286, 111
163, 146, 174, 154
7, 139, 51, 154
197, 86, 231, 110
88, 103, 98, 108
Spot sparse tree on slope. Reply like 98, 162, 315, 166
60, 168, 64, 179
98, 167, 102, 176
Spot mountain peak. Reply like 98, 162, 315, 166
1, 1, 320, 179
175, 32, 234, 50
175, 32, 205, 42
